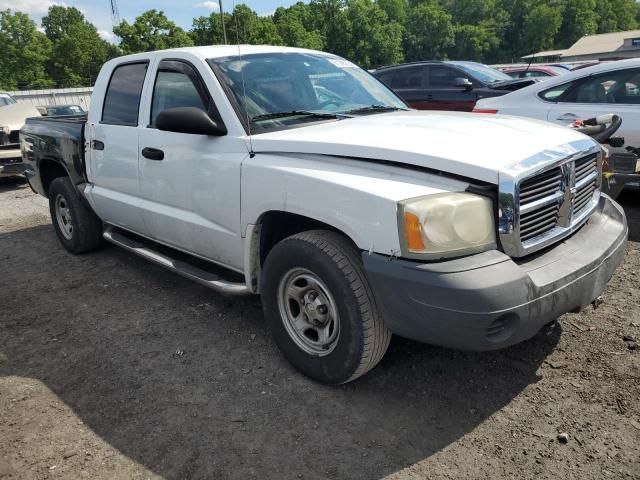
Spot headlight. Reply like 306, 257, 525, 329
398, 192, 497, 259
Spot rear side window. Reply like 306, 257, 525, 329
102, 62, 148, 126
390, 66, 424, 89
539, 82, 572, 101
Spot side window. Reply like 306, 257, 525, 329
150, 62, 210, 126
561, 68, 640, 104
390, 66, 424, 89
539, 82, 573, 101
375, 71, 394, 87
102, 62, 148, 125
428, 66, 460, 87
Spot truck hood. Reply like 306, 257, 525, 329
250, 111, 594, 184
0, 102, 42, 132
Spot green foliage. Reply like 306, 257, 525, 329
114, 10, 193, 55
42, 6, 117, 87
404, 2, 455, 60
3, 0, 640, 89
0, 10, 52, 89
522, 3, 564, 52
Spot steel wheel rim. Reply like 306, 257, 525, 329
54, 194, 73, 240
277, 267, 340, 356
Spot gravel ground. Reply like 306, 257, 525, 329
1, 176, 639, 480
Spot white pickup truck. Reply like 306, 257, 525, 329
21, 46, 628, 384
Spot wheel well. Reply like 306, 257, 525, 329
258, 211, 348, 265
40, 160, 68, 197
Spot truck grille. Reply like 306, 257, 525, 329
498, 144, 602, 258
516, 153, 600, 247
519, 167, 562, 242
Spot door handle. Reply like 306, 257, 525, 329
91, 140, 104, 151
141, 147, 164, 161
556, 113, 579, 122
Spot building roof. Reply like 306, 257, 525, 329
564, 29, 640, 57
523, 29, 640, 60
521, 49, 567, 59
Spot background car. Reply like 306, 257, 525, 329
38, 104, 85, 117
501, 65, 568, 79
372, 60, 536, 111
0, 95, 41, 178
474, 58, 640, 175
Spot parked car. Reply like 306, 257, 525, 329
0, 93, 40, 178
21, 46, 627, 384
474, 58, 640, 178
501, 65, 567, 79
37, 104, 85, 117
373, 60, 537, 111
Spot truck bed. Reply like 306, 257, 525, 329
21, 114, 88, 195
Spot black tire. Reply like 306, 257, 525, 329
261, 230, 391, 384
48, 176, 104, 254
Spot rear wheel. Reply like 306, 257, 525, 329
261, 230, 391, 384
48, 176, 103, 254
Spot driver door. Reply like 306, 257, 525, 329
137, 58, 245, 269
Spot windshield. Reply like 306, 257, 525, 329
48, 105, 84, 116
209, 52, 407, 131
449, 61, 513, 84
0, 94, 17, 107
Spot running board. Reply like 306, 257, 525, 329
103, 227, 251, 296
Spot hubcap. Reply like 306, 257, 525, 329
54, 194, 73, 240
277, 268, 340, 356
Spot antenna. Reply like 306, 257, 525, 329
109, 0, 121, 31
219, 0, 228, 44
233, 0, 254, 156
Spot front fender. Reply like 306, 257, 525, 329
241, 153, 470, 256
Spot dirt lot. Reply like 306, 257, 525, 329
1, 176, 639, 480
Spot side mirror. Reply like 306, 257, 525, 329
454, 77, 473, 90
156, 107, 227, 136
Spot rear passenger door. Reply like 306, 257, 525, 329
88, 61, 149, 232
385, 65, 428, 109
546, 67, 640, 160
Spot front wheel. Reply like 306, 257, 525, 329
261, 230, 391, 384
48, 176, 103, 254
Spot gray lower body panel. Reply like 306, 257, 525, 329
362, 195, 628, 351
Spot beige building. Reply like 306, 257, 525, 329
523, 29, 640, 63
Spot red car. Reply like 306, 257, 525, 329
501, 65, 568, 79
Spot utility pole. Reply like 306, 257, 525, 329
219, 0, 228, 44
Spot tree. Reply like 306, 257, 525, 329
115, 10, 194, 54
273, 3, 324, 50
0, 10, 52, 89
191, 13, 232, 45
344, 0, 404, 67
377, 0, 408, 24
404, 2, 455, 61
557, 0, 598, 47
42, 6, 117, 87
595, 0, 639, 32
226, 4, 282, 45
522, 3, 563, 53
42, 6, 86, 42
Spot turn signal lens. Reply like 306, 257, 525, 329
404, 211, 426, 251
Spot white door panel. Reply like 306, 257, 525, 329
137, 130, 245, 269
89, 123, 144, 230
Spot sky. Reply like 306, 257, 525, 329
6, 0, 301, 42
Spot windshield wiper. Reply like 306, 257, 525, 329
251, 110, 342, 122
342, 105, 407, 115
